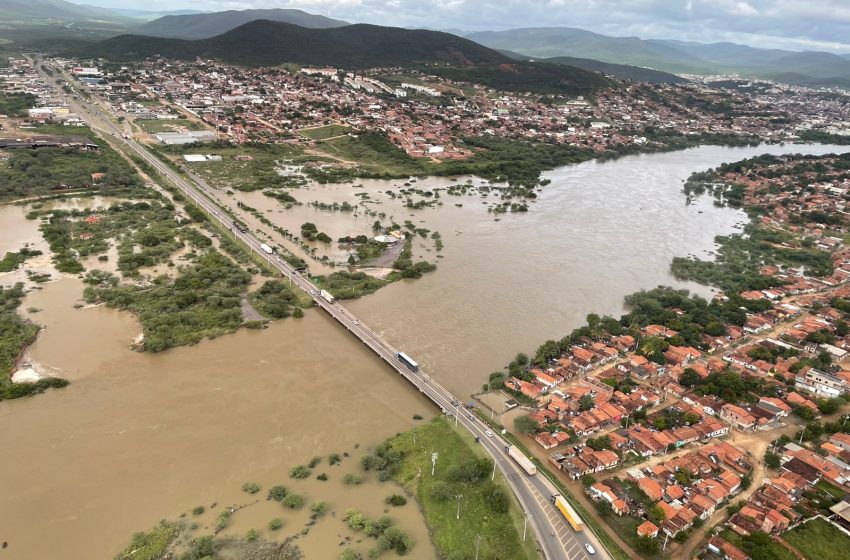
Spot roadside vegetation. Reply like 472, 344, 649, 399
383, 417, 536, 560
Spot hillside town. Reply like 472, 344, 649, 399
4, 56, 850, 165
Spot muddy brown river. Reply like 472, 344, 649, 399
0, 143, 846, 559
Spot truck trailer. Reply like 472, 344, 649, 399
260, 243, 274, 254
505, 445, 537, 475
551, 494, 585, 531
396, 352, 418, 372
319, 289, 336, 304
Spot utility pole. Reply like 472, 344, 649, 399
456, 494, 463, 520
491, 460, 497, 482
523, 513, 530, 541
474, 534, 481, 560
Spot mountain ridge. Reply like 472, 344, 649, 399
135, 8, 349, 39
72, 20, 511, 68
467, 27, 850, 87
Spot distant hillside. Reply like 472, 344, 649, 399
542, 56, 686, 84
73, 20, 511, 68
497, 48, 684, 84
467, 27, 710, 73
0, 0, 129, 23
468, 27, 850, 88
135, 8, 348, 39
432, 61, 613, 96
102, 8, 206, 21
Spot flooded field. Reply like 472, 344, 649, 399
0, 142, 847, 559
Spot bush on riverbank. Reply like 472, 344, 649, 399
87, 251, 251, 352
248, 280, 301, 319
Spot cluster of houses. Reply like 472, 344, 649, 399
47, 54, 850, 163
704, 434, 850, 559
0, 58, 84, 127
589, 442, 751, 541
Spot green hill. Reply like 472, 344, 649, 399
135, 8, 348, 39
72, 20, 512, 68
0, 0, 129, 24
432, 61, 614, 96
542, 56, 686, 84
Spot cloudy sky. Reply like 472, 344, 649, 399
80, 0, 850, 53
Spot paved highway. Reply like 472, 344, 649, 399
42, 62, 612, 560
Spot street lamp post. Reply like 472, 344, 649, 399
456, 494, 463, 520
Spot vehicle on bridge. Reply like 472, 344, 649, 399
396, 351, 418, 372
552, 493, 585, 531
505, 445, 537, 475
260, 243, 274, 254
319, 289, 336, 304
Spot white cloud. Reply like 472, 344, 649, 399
730, 2, 758, 16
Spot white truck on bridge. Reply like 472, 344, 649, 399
319, 289, 336, 304
505, 444, 537, 475
260, 243, 274, 254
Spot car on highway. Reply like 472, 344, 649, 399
584, 544, 596, 555
353, 320, 359, 325
485, 430, 494, 437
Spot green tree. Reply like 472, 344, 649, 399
679, 368, 702, 387
579, 394, 595, 411
514, 414, 539, 434
764, 452, 780, 469
647, 504, 666, 525
634, 536, 660, 554
282, 494, 303, 509
586, 436, 611, 451
430, 480, 452, 501
267, 485, 288, 501
484, 484, 509, 513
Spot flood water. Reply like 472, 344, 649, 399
235, 143, 850, 397
0, 142, 846, 559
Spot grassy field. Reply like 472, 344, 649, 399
720, 529, 797, 560
150, 143, 307, 192
387, 418, 539, 560
138, 118, 206, 133
783, 517, 850, 560
299, 124, 351, 140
